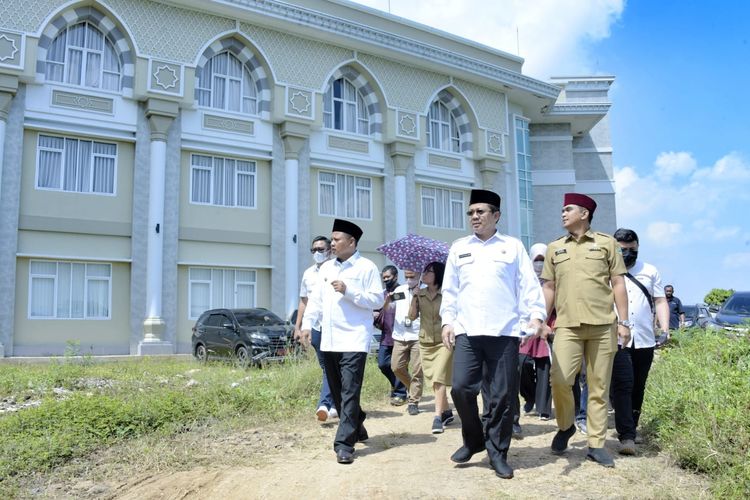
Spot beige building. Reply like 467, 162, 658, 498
0, 0, 616, 357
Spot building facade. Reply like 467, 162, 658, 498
0, 0, 616, 357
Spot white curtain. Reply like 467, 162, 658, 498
356, 177, 371, 219
191, 155, 212, 203
236, 284, 254, 308
422, 187, 435, 226
30, 277, 55, 317
319, 173, 335, 215
236, 162, 255, 207
211, 270, 223, 309
92, 142, 116, 193
56, 262, 72, 318
71, 263, 86, 318
38, 136, 63, 189
190, 282, 210, 317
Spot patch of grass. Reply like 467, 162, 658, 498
0, 354, 389, 497
642, 329, 750, 498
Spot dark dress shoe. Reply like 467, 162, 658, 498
550, 425, 576, 455
336, 449, 354, 464
357, 426, 369, 442
450, 445, 485, 463
491, 457, 514, 479
587, 447, 615, 467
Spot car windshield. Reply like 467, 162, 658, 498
683, 305, 697, 318
235, 311, 284, 327
722, 295, 750, 315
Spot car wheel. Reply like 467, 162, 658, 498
194, 344, 208, 363
236, 345, 250, 367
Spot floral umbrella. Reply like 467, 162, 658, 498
376, 233, 450, 272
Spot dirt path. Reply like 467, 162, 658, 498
107, 396, 709, 499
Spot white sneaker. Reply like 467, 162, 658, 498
328, 407, 338, 419
316, 406, 328, 422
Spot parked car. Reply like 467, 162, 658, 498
192, 308, 299, 366
683, 303, 711, 328
706, 291, 750, 333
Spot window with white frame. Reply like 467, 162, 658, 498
426, 100, 460, 153
318, 171, 372, 219
323, 77, 370, 135
190, 154, 256, 208
45, 22, 121, 92
36, 135, 117, 194
515, 117, 533, 250
29, 261, 111, 319
421, 186, 465, 230
188, 267, 256, 319
196, 51, 257, 115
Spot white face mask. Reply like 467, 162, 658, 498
406, 277, 420, 288
533, 260, 544, 277
313, 250, 329, 264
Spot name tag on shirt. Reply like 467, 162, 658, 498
459, 253, 472, 259
555, 249, 567, 256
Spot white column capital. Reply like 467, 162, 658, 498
280, 121, 310, 160
388, 141, 416, 177
145, 98, 179, 142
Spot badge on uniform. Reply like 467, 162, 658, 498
554, 249, 567, 256
459, 253, 472, 259
589, 247, 602, 252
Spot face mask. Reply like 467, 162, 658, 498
383, 278, 396, 290
533, 260, 544, 277
406, 277, 420, 288
622, 248, 638, 268
312, 250, 328, 264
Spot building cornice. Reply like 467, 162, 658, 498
213, 0, 561, 99
545, 103, 612, 116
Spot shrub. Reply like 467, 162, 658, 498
642, 329, 750, 498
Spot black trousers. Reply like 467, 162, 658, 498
452, 335, 519, 462
322, 351, 368, 453
610, 346, 654, 440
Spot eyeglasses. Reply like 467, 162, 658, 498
466, 208, 495, 217
310, 248, 327, 254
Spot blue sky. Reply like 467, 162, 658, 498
350, 0, 750, 303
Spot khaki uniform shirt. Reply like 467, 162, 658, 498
541, 229, 626, 328
414, 289, 442, 345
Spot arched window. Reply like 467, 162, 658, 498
196, 51, 257, 115
324, 77, 370, 135
44, 22, 121, 91
426, 100, 460, 153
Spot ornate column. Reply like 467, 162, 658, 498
138, 98, 178, 355
389, 141, 416, 239
0, 75, 18, 357
479, 159, 504, 191
0, 75, 19, 207
280, 121, 310, 319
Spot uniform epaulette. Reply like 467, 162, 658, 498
595, 232, 612, 238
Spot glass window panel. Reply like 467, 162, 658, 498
71, 263, 85, 318
190, 268, 212, 281
30, 277, 55, 317
190, 282, 210, 318
56, 262, 71, 318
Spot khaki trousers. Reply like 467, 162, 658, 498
392, 339, 423, 403
550, 323, 617, 448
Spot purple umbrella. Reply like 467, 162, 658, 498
377, 233, 450, 272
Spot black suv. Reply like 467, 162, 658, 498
192, 308, 298, 366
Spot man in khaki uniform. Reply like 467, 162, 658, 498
540, 193, 631, 467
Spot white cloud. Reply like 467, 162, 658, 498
722, 252, 750, 270
646, 221, 682, 247
348, 0, 625, 77
654, 151, 697, 179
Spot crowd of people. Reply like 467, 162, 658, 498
294, 189, 677, 478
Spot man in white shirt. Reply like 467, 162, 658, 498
293, 235, 337, 422
301, 219, 384, 465
391, 270, 424, 416
611, 228, 670, 455
440, 189, 546, 479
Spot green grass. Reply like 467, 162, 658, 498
642, 328, 750, 498
0, 353, 389, 495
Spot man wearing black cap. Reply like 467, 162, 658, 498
539, 193, 630, 468
440, 189, 546, 479
301, 219, 384, 464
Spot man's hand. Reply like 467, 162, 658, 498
293, 327, 302, 341
299, 329, 312, 347
520, 319, 544, 347
331, 280, 347, 294
617, 325, 631, 347
441, 324, 455, 350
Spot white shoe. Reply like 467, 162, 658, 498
316, 406, 328, 422
328, 407, 338, 419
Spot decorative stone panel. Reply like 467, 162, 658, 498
0, 0, 65, 32
454, 78, 507, 132
240, 22, 352, 88
285, 87, 313, 119
358, 52, 449, 112
428, 153, 461, 169
51, 89, 114, 114
202, 113, 255, 136
486, 131, 506, 157
396, 110, 418, 139
328, 135, 369, 154
0, 30, 24, 69
148, 59, 183, 96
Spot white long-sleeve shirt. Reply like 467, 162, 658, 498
440, 231, 546, 337
301, 251, 384, 352
391, 283, 421, 342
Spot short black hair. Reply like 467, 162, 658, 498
424, 261, 445, 289
312, 235, 330, 247
613, 228, 639, 244
382, 265, 397, 276
665, 284, 674, 290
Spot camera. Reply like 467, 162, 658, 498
391, 291, 406, 301
404, 318, 412, 328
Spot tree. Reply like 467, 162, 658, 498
704, 288, 734, 308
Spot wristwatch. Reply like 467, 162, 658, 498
617, 320, 632, 328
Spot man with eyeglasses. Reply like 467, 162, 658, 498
294, 235, 336, 422
440, 189, 546, 479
